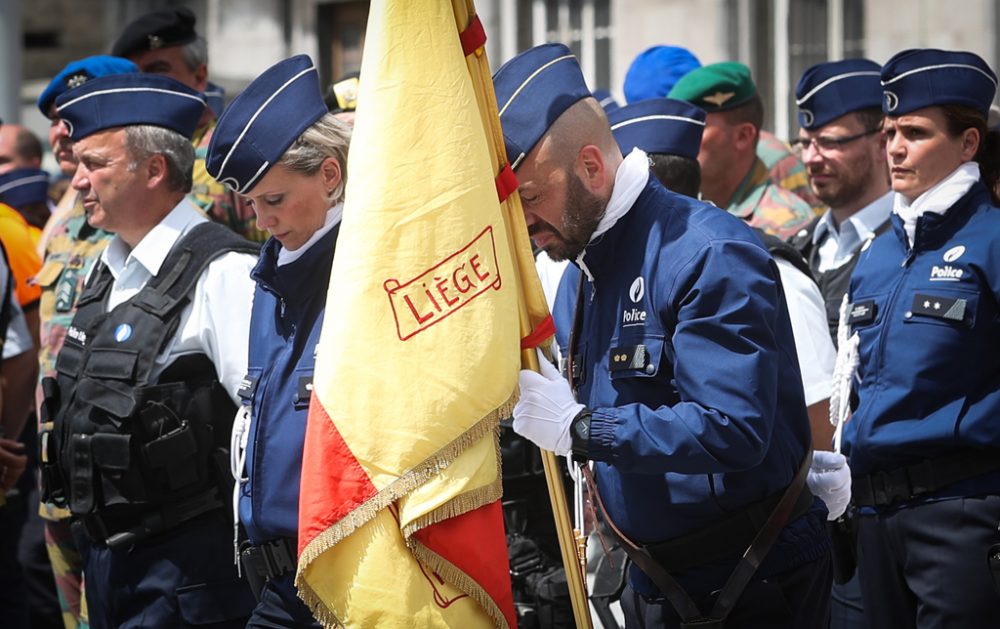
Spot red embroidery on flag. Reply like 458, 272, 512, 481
384, 226, 502, 341
459, 15, 486, 57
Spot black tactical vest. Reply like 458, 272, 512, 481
41, 223, 258, 530
790, 217, 892, 344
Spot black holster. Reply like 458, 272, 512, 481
828, 508, 857, 585
988, 542, 1000, 596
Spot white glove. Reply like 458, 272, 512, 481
807, 451, 852, 520
512, 351, 584, 456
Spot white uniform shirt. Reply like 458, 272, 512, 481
98, 199, 256, 403
774, 258, 836, 406
812, 192, 893, 273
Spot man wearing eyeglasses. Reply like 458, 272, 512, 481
789, 59, 893, 342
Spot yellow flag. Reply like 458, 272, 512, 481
296, 1, 552, 627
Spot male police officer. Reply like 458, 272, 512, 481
604, 98, 842, 458
33, 54, 140, 629
112, 6, 264, 242
39, 73, 258, 628
669, 62, 815, 239
497, 45, 831, 628
789, 60, 892, 342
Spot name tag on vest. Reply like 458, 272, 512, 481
237, 375, 259, 401
848, 300, 877, 326
295, 377, 314, 405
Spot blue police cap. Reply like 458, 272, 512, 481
623, 45, 701, 104
0, 168, 49, 210
881, 49, 997, 117
55, 73, 206, 141
593, 89, 620, 113
607, 98, 706, 159
493, 44, 591, 170
206, 55, 328, 194
37, 55, 139, 116
795, 59, 882, 130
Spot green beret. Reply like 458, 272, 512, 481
668, 62, 757, 112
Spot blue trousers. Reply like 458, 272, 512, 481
246, 573, 322, 629
856, 495, 1000, 629
621, 553, 832, 628
75, 509, 255, 629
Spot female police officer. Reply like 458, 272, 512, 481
843, 48, 1000, 627
206, 55, 350, 628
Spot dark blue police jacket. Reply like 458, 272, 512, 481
240, 225, 340, 544
845, 182, 1000, 492
552, 177, 826, 596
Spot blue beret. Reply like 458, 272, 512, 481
37, 56, 139, 116
204, 81, 225, 118
623, 46, 701, 104
881, 49, 997, 117
206, 55, 328, 194
112, 7, 198, 58
493, 44, 591, 170
0, 168, 49, 210
795, 59, 882, 129
54, 73, 206, 141
593, 89, 620, 113
608, 98, 706, 159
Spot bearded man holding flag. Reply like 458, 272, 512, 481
495, 45, 833, 628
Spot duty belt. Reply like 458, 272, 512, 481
240, 537, 297, 600
853, 448, 1000, 507
75, 488, 224, 550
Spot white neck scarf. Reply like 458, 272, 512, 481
577, 148, 650, 275
893, 162, 979, 247
276, 202, 344, 267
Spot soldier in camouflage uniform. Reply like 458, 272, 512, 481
111, 6, 266, 243
670, 61, 814, 240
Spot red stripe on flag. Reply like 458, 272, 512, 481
495, 164, 518, 203
298, 395, 379, 556
459, 15, 487, 57
414, 500, 517, 628
520, 314, 555, 349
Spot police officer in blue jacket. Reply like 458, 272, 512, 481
842, 49, 1000, 628
206, 55, 350, 628
496, 44, 831, 628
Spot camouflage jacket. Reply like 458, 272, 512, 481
35, 197, 112, 520
727, 157, 815, 241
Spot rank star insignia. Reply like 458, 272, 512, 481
703, 91, 735, 107
148, 34, 164, 50
923, 300, 931, 308
934, 302, 941, 310
65, 73, 89, 89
